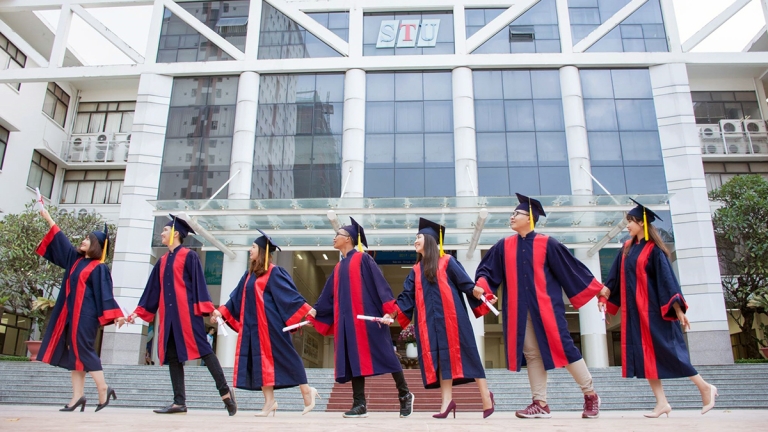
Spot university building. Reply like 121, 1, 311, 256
1, 0, 765, 368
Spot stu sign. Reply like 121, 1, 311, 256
376, 19, 441, 48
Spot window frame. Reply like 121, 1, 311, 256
0, 125, 8, 170
0, 32, 27, 91
60, 169, 125, 205
43, 83, 70, 128
27, 150, 57, 198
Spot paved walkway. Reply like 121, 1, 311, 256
1, 405, 767, 431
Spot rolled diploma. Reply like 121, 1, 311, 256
483, 297, 500, 316
283, 321, 311, 332
216, 317, 229, 336
356, 314, 393, 324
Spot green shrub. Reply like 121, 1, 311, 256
0, 355, 31, 362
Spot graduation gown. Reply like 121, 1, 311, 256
395, 255, 486, 389
309, 249, 402, 383
219, 264, 312, 390
603, 239, 697, 379
35, 226, 123, 372
475, 232, 602, 372
134, 246, 215, 365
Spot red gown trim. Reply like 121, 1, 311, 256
255, 265, 276, 386
71, 260, 100, 371
286, 302, 312, 327
194, 301, 215, 316
157, 254, 167, 364
99, 308, 124, 326
219, 305, 241, 333
471, 277, 493, 317
332, 265, 340, 379
436, 255, 464, 380
42, 257, 82, 364
660, 293, 687, 321
172, 248, 200, 360
233, 273, 250, 386
414, 263, 437, 384
35, 225, 61, 257
570, 278, 603, 309
634, 241, 658, 379
532, 235, 568, 368
348, 253, 374, 376
503, 235, 520, 371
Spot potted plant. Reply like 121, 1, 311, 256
399, 324, 418, 359
0, 203, 115, 359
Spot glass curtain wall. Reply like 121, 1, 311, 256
158, 76, 239, 200
252, 74, 344, 199
474, 70, 570, 196
364, 72, 455, 197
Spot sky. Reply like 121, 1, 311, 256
36, 0, 768, 66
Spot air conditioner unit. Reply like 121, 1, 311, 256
743, 119, 767, 134
698, 124, 721, 139
67, 137, 89, 162
719, 119, 743, 135
705, 144, 720, 154
726, 142, 749, 154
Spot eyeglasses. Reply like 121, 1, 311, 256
512, 210, 529, 218
334, 232, 350, 238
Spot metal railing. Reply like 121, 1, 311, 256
61, 137, 130, 163
700, 122, 768, 156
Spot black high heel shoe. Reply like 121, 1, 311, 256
60, 396, 86, 412
95, 387, 117, 412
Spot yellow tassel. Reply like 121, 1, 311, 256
529, 198, 535, 231
265, 246, 269, 271
357, 231, 363, 252
643, 208, 649, 242
439, 226, 445, 257
169, 225, 175, 247
100, 239, 108, 263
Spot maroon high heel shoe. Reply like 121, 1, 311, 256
483, 391, 495, 419
433, 400, 456, 419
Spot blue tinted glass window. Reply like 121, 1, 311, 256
158, 1, 249, 63
259, 3, 341, 59
569, 0, 668, 53
365, 72, 454, 197
581, 68, 666, 194
471, 0, 560, 54
252, 74, 344, 199
307, 11, 350, 41
474, 69, 570, 196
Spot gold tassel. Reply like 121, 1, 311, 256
169, 225, 175, 246
357, 231, 363, 252
643, 208, 649, 242
100, 239, 108, 263
529, 198, 535, 231
265, 246, 269, 271
439, 226, 445, 257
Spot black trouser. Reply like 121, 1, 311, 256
351, 371, 409, 407
166, 331, 230, 406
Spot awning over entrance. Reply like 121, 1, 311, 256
148, 195, 671, 252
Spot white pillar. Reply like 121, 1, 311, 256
649, 63, 732, 365
453, 67, 478, 197
102, 73, 174, 365
458, 253, 485, 365
342, 68, 365, 198
560, 65, 609, 367
229, 71, 259, 199
216, 251, 247, 366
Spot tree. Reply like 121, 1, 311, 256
709, 174, 768, 358
0, 203, 116, 338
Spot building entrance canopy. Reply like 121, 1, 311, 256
148, 195, 670, 253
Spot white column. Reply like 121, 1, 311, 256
649, 63, 732, 365
560, 65, 609, 368
458, 253, 485, 365
144, 0, 166, 64
49, 4, 73, 68
341, 68, 365, 198
101, 73, 174, 365
216, 251, 247, 366
229, 71, 259, 199
658, 0, 683, 53
453, 67, 478, 197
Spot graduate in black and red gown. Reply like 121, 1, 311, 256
126, 215, 236, 416
307, 218, 414, 418
598, 200, 717, 418
35, 208, 124, 412
212, 230, 319, 417
475, 193, 603, 419
394, 218, 497, 419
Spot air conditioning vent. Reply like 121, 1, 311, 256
97, 134, 109, 143
719, 119, 742, 134
744, 119, 767, 134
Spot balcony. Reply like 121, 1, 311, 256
699, 120, 768, 159
61, 133, 131, 166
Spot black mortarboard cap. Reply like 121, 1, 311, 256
514, 193, 546, 223
92, 223, 108, 249
627, 198, 662, 223
417, 217, 445, 243
340, 217, 367, 248
254, 228, 281, 252
165, 213, 196, 238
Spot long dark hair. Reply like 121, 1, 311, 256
625, 215, 671, 258
416, 234, 440, 284
80, 233, 104, 260
248, 245, 269, 277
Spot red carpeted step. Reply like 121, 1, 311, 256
326, 372, 488, 412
